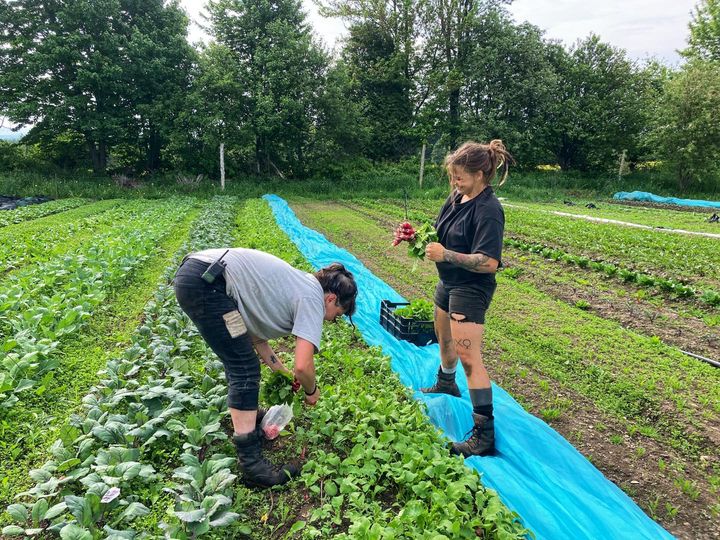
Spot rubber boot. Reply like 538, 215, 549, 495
451, 413, 495, 457
232, 428, 299, 488
421, 367, 461, 397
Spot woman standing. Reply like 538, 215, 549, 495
420, 140, 513, 457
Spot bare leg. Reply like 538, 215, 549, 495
435, 305, 458, 370
230, 408, 258, 435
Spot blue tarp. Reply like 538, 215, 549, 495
264, 194, 674, 540
614, 191, 720, 209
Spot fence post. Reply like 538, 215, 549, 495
220, 142, 225, 191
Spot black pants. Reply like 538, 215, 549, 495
174, 258, 260, 411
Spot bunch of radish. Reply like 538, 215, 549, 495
392, 221, 439, 262
392, 221, 416, 246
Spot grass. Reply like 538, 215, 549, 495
2, 160, 718, 203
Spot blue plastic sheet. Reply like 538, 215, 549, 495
614, 191, 720, 209
264, 194, 674, 540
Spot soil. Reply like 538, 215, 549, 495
291, 200, 720, 540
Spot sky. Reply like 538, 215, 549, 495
180, 0, 699, 65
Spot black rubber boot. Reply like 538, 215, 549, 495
233, 428, 299, 488
256, 407, 267, 426
421, 367, 461, 397
451, 413, 495, 457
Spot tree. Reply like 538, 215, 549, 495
547, 35, 646, 171
0, 0, 193, 174
342, 20, 415, 159
458, 11, 559, 166
318, 0, 423, 159
207, 0, 328, 176
651, 61, 720, 192
683, 0, 720, 61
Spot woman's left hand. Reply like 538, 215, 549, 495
425, 242, 445, 262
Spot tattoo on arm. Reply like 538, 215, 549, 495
443, 250, 493, 273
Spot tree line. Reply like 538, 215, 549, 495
1, 0, 719, 193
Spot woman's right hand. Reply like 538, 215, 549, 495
304, 386, 320, 406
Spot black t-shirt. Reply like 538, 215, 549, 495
434, 187, 505, 288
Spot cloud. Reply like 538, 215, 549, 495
507, 0, 696, 64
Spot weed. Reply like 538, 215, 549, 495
575, 299, 591, 310
635, 447, 646, 458
674, 477, 700, 500
609, 434, 623, 445
541, 408, 562, 421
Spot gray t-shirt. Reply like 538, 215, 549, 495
189, 248, 325, 350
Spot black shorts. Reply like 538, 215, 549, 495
433, 281, 495, 324
174, 258, 261, 411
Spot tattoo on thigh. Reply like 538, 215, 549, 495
270, 354, 278, 364
454, 338, 472, 349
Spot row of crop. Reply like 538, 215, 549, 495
0, 199, 195, 408
3, 197, 245, 539
232, 199, 530, 539
503, 237, 720, 307
0, 199, 133, 274
351, 199, 720, 309
0, 199, 87, 228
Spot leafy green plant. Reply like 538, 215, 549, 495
407, 222, 438, 260
575, 299, 591, 310
393, 299, 434, 321
261, 370, 297, 406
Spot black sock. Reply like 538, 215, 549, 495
473, 404, 494, 419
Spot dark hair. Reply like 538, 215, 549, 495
314, 263, 358, 317
444, 139, 515, 187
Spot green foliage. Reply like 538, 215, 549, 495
407, 222, 438, 260
261, 370, 296, 406
549, 35, 648, 171
394, 299, 434, 321
205, 0, 329, 177
650, 60, 720, 193
683, 0, 720, 61
0, 0, 194, 174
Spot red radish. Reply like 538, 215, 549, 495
392, 221, 417, 246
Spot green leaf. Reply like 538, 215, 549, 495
59, 523, 93, 540
2, 525, 26, 536
118, 502, 150, 522
6, 503, 28, 522
44, 502, 68, 521
288, 521, 306, 534
31, 499, 49, 523
175, 509, 207, 523
208, 512, 239, 527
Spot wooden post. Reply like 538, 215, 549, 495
220, 142, 225, 191
617, 149, 627, 184
419, 141, 426, 188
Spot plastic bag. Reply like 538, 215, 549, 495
260, 404, 293, 440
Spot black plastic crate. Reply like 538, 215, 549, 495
380, 300, 438, 346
